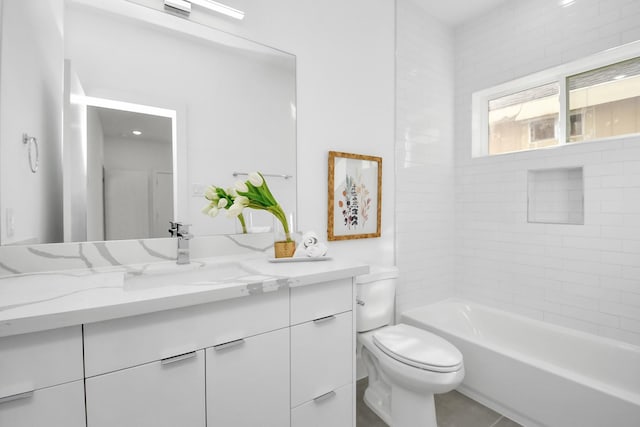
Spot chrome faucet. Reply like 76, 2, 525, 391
169, 221, 193, 264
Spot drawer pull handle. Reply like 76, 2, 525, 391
313, 390, 336, 403
213, 338, 245, 351
161, 351, 197, 365
313, 315, 336, 324
0, 390, 34, 405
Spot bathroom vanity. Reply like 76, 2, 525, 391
0, 256, 367, 427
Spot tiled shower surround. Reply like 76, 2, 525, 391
395, 0, 456, 315
454, 0, 640, 345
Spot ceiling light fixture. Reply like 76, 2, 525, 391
132, 130, 143, 136
165, 0, 245, 20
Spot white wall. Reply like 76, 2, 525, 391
103, 135, 173, 239
395, 0, 456, 314
454, 0, 640, 346
103, 137, 172, 175
199, 0, 396, 266
86, 106, 104, 241
0, 0, 64, 244
64, 65, 88, 242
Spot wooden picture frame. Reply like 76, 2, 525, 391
327, 151, 382, 241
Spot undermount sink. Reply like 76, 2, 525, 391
123, 261, 270, 290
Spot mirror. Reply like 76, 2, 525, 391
83, 104, 174, 241
0, 0, 297, 245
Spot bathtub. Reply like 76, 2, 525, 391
401, 299, 640, 427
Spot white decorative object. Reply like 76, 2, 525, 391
293, 232, 328, 258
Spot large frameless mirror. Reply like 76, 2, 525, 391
0, 0, 297, 245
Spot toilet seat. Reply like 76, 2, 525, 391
372, 324, 463, 373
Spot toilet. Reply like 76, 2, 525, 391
357, 266, 464, 427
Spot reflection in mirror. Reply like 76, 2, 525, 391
98, 107, 173, 240
0, 0, 64, 245
71, 101, 174, 241
0, 0, 296, 245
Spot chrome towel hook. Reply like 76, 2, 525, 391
22, 133, 39, 173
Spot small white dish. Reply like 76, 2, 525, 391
267, 257, 332, 263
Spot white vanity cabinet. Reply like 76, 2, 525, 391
85, 350, 206, 427
83, 289, 290, 427
205, 327, 290, 426
290, 278, 354, 427
0, 264, 361, 427
0, 381, 86, 427
0, 327, 85, 427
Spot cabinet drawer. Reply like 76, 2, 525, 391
291, 311, 352, 407
86, 349, 205, 427
0, 380, 85, 427
291, 382, 352, 427
0, 326, 83, 397
84, 289, 288, 376
206, 328, 290, 427
290, 278, 352, 325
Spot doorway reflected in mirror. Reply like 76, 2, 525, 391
65, 97, 175, 242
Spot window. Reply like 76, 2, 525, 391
529, 117, 556, 143
472, 41, 640, 157
488, 83, 559, 154
568, 57, 640, 143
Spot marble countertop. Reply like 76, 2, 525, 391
0, 254, 368, 338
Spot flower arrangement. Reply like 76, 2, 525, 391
202, 172, 292, 243
202, 186, 247, 233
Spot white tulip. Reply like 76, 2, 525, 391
201, 203, 213, 214
227, 187, 238, 197
217, 198, 228, 208
235, 180, 248, 193
227, 202, 244, 218
248, 172, 263, 187
208, 206, 220, 217
235, 195, 250, 206
204, 186, 217, 200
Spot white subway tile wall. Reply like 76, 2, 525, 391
396, 0, 456, 315
455, 0, 640, 345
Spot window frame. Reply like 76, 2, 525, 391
472, 40, 640, 157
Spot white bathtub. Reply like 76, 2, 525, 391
401, 299, 640, 427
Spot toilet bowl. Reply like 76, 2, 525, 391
357, 267, 464, 427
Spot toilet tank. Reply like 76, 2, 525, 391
356, 266, 399, 332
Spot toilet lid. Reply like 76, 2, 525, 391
372, 324, 463, 373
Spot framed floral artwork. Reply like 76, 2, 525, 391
327, 151, 382, 240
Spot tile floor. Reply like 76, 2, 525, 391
356, 378, 522, 427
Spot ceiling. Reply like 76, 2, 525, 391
413, 0, 508, 26
94, 107, 172, 145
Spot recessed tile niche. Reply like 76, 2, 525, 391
527, 167, 584, 225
